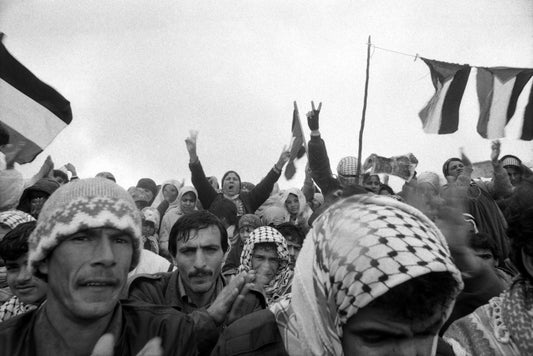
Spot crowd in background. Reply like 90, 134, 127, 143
0, 106, 532, 355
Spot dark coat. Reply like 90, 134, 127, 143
189, 160, 280, 215
0, 301, 197, 356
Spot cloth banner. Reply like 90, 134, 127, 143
363, 153, 418, 181
0, 33, 72, 164
284, 101, 306, 180
476, 67, 533, 140
419, 58, 471, 135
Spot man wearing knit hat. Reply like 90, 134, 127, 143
0, 178, 197, 356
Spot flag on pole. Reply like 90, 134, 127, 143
0, 34, 72, 164
476, 67, 533, 140
284, 101, 306, 180
419, 58, 471, 134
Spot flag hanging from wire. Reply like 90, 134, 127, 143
418, 58, 471, 135
284, 101, 306, 180
0, 34, 72, 164
476, 67, 533, 140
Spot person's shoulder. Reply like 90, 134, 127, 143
121, 300, 189, 320
0, 308, 37, 335
127, 271, 174, 296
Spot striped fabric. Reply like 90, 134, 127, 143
0, 34, 72, 164
419, 58, 471, 135
476, 67, 533, 140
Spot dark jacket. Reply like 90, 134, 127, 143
0, 300, 197, 356
307, 135, 341, 196
222, 239, 244, 274
189, 160, 280, 215
210, 309, 289, 356
128, 271, 223, 355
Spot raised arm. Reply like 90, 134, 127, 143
185, 131, 219, 210
482, 140, 513, 199
306, 102, 340, 195
246, 147, 289, 212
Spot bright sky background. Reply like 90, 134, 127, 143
2, 0, 532, 191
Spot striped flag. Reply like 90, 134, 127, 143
284, 101, 306, 180
419, 58, 471, 134
0, 34, 72, 164
476, 67, 533, 140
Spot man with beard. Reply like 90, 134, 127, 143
128, 210, 261, 354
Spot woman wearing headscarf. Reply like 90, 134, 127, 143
280, 187, 312, 234
212, 195, 463, 356
444, 178, 533, 356
442, 148, 510, 267
238, 226, 293, 305
185, 131, 289, 218
158, 186, 198, 257
150, 179, 184, 223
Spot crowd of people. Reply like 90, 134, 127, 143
0, 105, 532, 355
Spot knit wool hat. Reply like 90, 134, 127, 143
28, 178, 142, 272
500, 155, 522, 169
136, 178, 157, 199
238, 214, 262, 230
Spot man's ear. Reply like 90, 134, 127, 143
37, 259, 49, 275
521, 249, 533, 278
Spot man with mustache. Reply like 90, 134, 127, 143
128, 210, 261, 353
0, 178, 198, 355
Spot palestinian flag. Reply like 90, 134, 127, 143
476, 67, 533, 140
419, 58, 471, 134
0, 34, 72, 164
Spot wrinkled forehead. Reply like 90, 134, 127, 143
253, 242, 278, 256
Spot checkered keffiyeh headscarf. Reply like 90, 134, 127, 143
0, 210, 35, 231
239, 226, 293, 304
284, 194, 463, 356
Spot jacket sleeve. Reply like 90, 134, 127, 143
222, 244, 241, 273
246, 167, 282, 213
308, 135, 340, 196
189, 159, 218, 210
126, 275, 166, 305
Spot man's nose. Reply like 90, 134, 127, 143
193, 250, 207, 268
93, 238, 116, 266
16, 265, 32, 283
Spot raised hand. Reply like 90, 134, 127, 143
206, 271, 255, 325
459, 147, 472, 168
275, 145, 291, 170
490, 140, 500, 163
185, 130, 199, 162
306, 101, 322, 131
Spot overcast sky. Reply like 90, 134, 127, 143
2, 0, 532, 190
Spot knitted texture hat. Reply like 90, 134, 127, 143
500, 155, 522, 169
238, 214, 262, 230
28, 178, 142, 272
